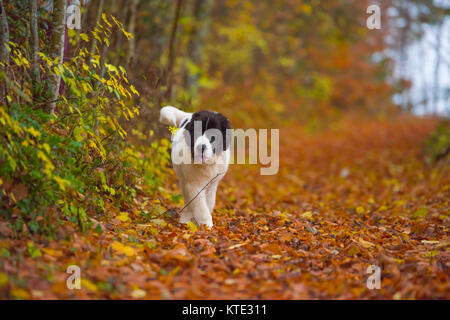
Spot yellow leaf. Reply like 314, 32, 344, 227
129, 85, 139, 96
11, 288, 30, 299
26, 126, 41, 138
41, 248, 63, 257
169, 126, 179, 135
359, 238, 375, 248
41, 143, 51, 154
111, 241, 136, 257
187, 221, 198, 232
116, 213, 130, 222
101, 13, 112, 28
301, 4, 312, 15
53, 176, 70, 191
413, 207, 428, 218
80, 33, 89, 42
347, 246, 360, 256
0, 272, 8, 287
131, 288, 146, 299
81, 279, 97, 292
301, 211, 313, 220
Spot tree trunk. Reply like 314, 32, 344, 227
183, 0, 210, 93
0, 0, 10, 100
396, 0, 411, 111
432, 20, 443, 115
418, 28, 429, 114
46, 0, 67, 114
126, 0, 139, 66
89, 0, 104, 57
81, 0, 92, 32
30, 0, 40, 100
165, 0, 183, 100
0, 0, 9, 64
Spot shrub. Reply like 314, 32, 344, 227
423, 119, 450, 164
0, 15, 169, 236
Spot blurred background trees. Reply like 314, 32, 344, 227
1, 0, 448, 129
68, 0, 449, 131
388, 0, 449, 115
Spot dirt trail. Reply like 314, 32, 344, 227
1, 117, 448, 299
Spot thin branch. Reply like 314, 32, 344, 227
2, 74, 32, 103
32, 97, 79, 109
165, 0, 183, 100
178, 172, 224, 215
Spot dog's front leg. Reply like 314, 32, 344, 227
205, 181, 218, 213
179, 208, 193, 224
184, 183, 213, 227
179, 183, 193, 224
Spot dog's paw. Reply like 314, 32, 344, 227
203, 222, 214, 228
179, 212, 192, 224
194, 217, 213, 228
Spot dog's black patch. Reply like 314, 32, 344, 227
183, 110, 231, 158
180, 118, 189, 128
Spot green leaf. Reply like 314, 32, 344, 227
413, 207, 428, 218
0, 248, 10, 258
27, 242, 42, 258
171, 194, 183, 204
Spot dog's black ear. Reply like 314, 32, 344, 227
182, 118, 195, 159
218, 114, 231, 151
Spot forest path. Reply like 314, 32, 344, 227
1, 116, 449, 299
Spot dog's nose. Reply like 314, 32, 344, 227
197, 144, 207, 153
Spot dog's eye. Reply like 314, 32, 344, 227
210, 136, 215, 143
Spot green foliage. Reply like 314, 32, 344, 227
26, 242, 41, 258
0, 15, 170, 236
123, 130, 171, 194
423, 119, 450, 163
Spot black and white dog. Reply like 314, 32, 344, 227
159, 106, 231, 227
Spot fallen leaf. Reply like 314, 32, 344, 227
413, 207, 428, 218
10, 288, 30, 299
9, 183, 28, 203
131, 288, 146, 299
111, 241, 136, 257
186, 221, 198, 232
81, 279, 98, 292
301, 211, 313, 220
359, 238, 375, 248
0, 272, 8, 287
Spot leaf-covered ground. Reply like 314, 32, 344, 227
1, 117, 449, 299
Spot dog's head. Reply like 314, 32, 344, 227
182, 110, 231, 164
